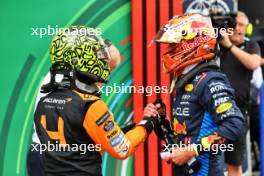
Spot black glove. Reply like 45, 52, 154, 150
120, 122, 136, 133
138, 116, 158, 135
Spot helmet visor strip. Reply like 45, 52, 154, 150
155, 14, 215, 44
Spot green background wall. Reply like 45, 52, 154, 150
0, 0, 133, 175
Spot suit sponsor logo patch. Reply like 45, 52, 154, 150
109, 134, 124, 147
114, 138, 128, 153
107, 129, 118, 140
216, 102, 232, 114
184, 84, 193, 92
118, 142, 130, 157
104, 121, 115, 131
96, 111, 110, 126
43, 98, 71, 104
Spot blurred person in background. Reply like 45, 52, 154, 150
220, 11, 262, 175
261, 58, 264, 65
249, 66, 263, 170
250, 66, 263, 147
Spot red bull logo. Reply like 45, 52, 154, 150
201, 133, 224, 149
173, 118, 187, 135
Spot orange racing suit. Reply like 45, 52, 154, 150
34, 89, 153, 176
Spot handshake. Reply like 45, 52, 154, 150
141, 99, 201, 175
120, 99, 201, 175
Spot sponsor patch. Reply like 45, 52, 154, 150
107, 129, 119, 140
212, 92, 227, 99
219, 109, 235, 120
104, 121, 115, 132
184, 84, 193, 92
201, 133, 224, 149
118, 142, 130, 157
173, 118, 187, 135
216, 102, 233, 114
109, 134, 124, 147
96, 111, 110, 126
43, 98, 67, 104
182, 35, 210, 50
182, 94, 191, 100
214, 97, 229, 106
209, 84, 226, 94
173, 107, 190, 116
114, 138, 128, 153
201, 135, 217, 149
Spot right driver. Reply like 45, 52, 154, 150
144, 13, 245, 176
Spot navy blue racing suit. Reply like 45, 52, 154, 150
170, 70, 245, 176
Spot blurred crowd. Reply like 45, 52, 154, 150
219, 11, 264, 173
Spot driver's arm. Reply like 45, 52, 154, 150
83, 99, 155, 159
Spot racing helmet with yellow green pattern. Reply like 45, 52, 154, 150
49, 26, 111, 83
